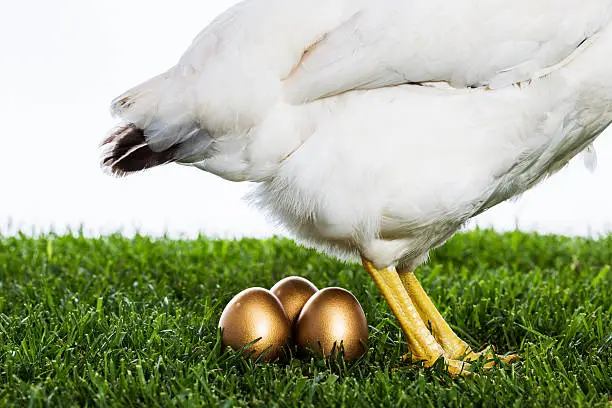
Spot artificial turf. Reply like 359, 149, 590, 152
0, 230, 610, 407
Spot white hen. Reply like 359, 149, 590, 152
101, 0, 612, 374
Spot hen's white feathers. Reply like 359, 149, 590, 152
104, 0, 612, 269
283, 0, 612, 102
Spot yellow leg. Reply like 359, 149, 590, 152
361, 257, 471, 376
398, 270, 470, 358
398, 270, 519, 365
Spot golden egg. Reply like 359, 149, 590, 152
218, 287, 291, 361
295, 287, 368, 360
270, 276, 319, 325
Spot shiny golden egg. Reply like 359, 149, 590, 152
270, 276, 319, 325
295, 287, 368, 360
218, 287, 291, 361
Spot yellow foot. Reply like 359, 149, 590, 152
443, 358, 474, 376
397, 269, 520, 371
403, 350, 518, 376
403, 353, 473, 376
362, 257, 519, 377
458, 345, 520, 367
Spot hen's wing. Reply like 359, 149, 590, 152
283, 0, 612, 103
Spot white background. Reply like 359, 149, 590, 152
2, 0, 612, 239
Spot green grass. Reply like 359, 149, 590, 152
0, 230, 610, 407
